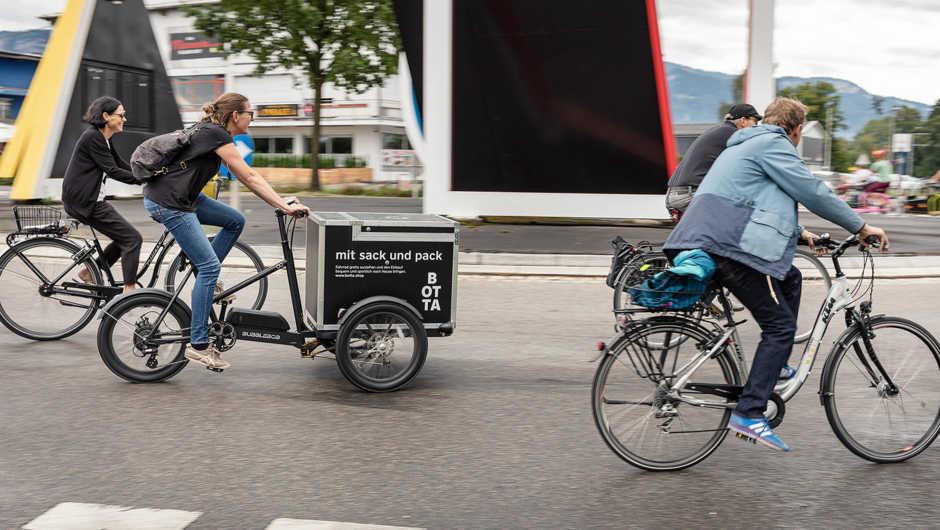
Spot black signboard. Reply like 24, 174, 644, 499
321, 226, 454, 326
170, 32, 223, 60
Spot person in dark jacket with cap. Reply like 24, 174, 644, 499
665, 103, 763, 222
61, 96, 142, 293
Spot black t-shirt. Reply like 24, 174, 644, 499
143, 122, 233, 212
667, 121, 738, 188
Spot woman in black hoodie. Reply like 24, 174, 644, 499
61, 96, 142, 293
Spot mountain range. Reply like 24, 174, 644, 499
666, 62, 934, 138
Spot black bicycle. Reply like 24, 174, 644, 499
0, 205, 266, 340
96, 204, 439, 393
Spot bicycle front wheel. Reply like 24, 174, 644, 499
592, 320, 741, 471
822, 317, 940, 463
0, 238, 103, 340
165, 239, 267, 311
612, 252, 669, 313
335, 303, 428, 392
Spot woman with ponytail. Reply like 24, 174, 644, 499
143, 92, 309, 370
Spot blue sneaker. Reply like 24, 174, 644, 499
727, 413, 790, 452
779, 364, 797, 380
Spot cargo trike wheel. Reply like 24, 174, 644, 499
335, 303, 428, 392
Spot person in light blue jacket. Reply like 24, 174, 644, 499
664, 97, 889, 452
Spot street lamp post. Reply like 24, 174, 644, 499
888, 106, 900, 161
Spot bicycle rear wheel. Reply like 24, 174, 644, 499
822, 316, 940, 462
792, 248, 832, 344
0, 238, 103, 340
97, 293, 189, 383
592, 320, 741, 471
165, 239, 267, 311
612, 252, 669, 313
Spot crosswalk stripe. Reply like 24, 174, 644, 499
265, 520, 423, 530
23, 503, 202, 530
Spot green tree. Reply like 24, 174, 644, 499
914, 100, 940, 178
853, 106, 923, 173
185, 0, 400, 191
871, 95, 885, 116
831, 137, 853, 173
777, 82, 845, 132
717, 73, 744, 121
777, 81, 846, 170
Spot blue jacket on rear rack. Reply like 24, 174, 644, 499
629, 250, 716, 310
664, 124, 864, 280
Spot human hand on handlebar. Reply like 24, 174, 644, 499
282, 196, 310, 218
857, 223, 888, 252
800, 230, 827, 256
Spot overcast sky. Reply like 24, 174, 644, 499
4, 0, 939, 106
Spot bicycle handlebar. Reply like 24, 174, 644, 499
797, 233, 879, 252
282, 198, 309, 218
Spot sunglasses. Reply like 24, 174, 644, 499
110, 111, 126, 118
237, 110, 254, 118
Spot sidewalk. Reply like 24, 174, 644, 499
231, 244, 940, 279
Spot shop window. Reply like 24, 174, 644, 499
382, 133, 411, 150
170, 75, 225, 110
274, 137, 293, 154
306, 136, 353, 154
252, 137, 293, 154
0, 98, 11, 120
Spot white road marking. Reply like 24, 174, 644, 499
265, 519, 423, 530
23, 503, 202, 530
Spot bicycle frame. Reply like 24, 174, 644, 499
658, 242, 889, 412
137, 210, 319, 350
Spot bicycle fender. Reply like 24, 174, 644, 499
97, 288, 192, 322
336, 295, 424, 327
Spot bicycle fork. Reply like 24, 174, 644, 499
845, 308, 899, 395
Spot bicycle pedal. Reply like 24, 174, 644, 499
207, 366, 225, 373
735, 432, 757, 444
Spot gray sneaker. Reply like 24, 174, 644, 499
185, 344, 231, 370
214, 281, 237, 302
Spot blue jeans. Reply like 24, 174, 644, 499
144, 194, 246, 345
710, 254, 802, 419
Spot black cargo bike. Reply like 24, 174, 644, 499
96, 206, 459, 392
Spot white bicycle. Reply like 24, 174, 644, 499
592, 234, 940, 471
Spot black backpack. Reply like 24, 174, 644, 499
130, 123, 205, 182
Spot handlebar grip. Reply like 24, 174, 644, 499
864, 235, 881, 246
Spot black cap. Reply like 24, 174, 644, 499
726, 103, 763, 121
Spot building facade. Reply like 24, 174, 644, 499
146, 1, 414, 182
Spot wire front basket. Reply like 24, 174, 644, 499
13, 206, 65, 234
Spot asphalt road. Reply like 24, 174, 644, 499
2, 193, 939, 255
3, 273, 940, 528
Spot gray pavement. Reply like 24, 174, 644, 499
4, 271, 940, 528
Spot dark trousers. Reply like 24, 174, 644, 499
710, 254, 802, 419
66, 201, 143, 286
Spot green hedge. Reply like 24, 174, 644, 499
251, 154, 367, 169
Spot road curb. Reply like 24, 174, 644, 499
233, 246, 940, 279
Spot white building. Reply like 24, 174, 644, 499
146, 0, 414, 182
